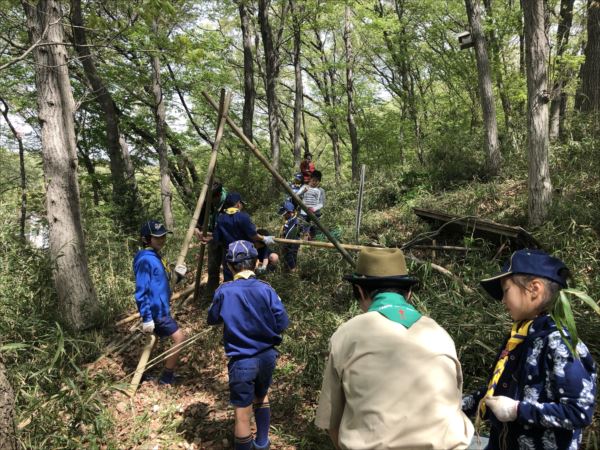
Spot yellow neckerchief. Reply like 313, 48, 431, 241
145, 246, 170, 274
225, 207, 240, 215
234, 270, 255, 280
478, 320, 533, 417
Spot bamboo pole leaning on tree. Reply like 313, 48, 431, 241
173, 90, 232, 278
192, 170, 214, 304
201, 91, 356, 268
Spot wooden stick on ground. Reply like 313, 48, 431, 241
174, 89, 232, 276
128, 334, 156, 397
201, 91, 356, 268
272, 238, 474, 293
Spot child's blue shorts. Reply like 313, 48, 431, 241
228, 348, 278, 407
154, 315, 179, 338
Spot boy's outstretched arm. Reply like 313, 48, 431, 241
516, 338, 596, 430
134, 260, 154, 323
207, 293, 223, 325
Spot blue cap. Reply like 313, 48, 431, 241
140, 220, 171, 237
224, 192, 246, 208
293, 172, 303, 181
480, 249, 569, 300
279, 201, 295, 215
226, 240, 258, 263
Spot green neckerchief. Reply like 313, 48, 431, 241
368, 292, 421, 328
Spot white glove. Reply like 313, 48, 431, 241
174, 264, 187, 279
263, 236, 275, 246
256, 265, 267, 275
142, 320, 155, 334
485, 395, 519, 422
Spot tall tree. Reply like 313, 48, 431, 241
549, 0, 575, 140
237, 0, 256, 143
22, 0, 99, 329
577, 0, 600, 114
150, 19, 174, 229
465, 0, 501, 176
70, 0, 143, 231
343, 5, 360, 180
258, 0, 283, 180
290, 0, 304, 167
0, 360, 16, 450
523, 0, 552, 226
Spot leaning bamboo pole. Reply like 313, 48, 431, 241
174, 90, 231, 276
128, 334, 156, 397
201, 91, 356, 268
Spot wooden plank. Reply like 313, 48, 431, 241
412, 208, 540, 248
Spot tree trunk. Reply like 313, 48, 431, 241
465, 0, 501, 176
22, 0, 100, 330
258, 0, 281, 182
291, 0, 304, 168
523, 0, 552, 226
549, 0, 575, 140
0, 360, 16, 450
70, 0, 143, 231
344, 6, 360, 181
0, 98, 27, 242
577, 0, 600, 114
150, 20, 174, 230
237, 0, 256, 144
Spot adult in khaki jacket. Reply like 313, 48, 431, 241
315, 248, 474, 449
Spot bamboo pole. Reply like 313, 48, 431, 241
355, 164, 366, 242
174, 90, 231, 276
128, 334, 156, 397
201, 91, 356, 268
272, 238, 473, 293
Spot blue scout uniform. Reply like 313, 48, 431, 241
133, 249, 178, 337
281, 214, 300, 269
213, 208, 257, 280
208, 277, 289, 358
462, 314, 596, 450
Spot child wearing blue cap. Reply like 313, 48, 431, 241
133, 220, 186, 385
208, 240, 289, 450
278, 201, 300, 271
462, 249, 596, 449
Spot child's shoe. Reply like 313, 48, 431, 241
158, 369, 175, 385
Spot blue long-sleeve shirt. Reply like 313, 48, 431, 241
212, 210, 257, 247
207, 277, 289, 358
462, 314, 596, 450
133, 249, 171, 323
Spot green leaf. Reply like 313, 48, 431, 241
0, 343, 29, 352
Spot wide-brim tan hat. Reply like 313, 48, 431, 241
344, 247, 419, 288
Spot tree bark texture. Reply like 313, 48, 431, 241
523, 0, 552, 226
0, 360, 16, 450
465, 0, 501, 176
258, 0, 282, 180
291, 0, 304, 167
22, 0, 100, 330
0, 98, 27, 241
578, 0, 600, 113
344, 6, 360, 181
151, 20, 174, 230
70, 0, 143, 231
549, 0, 574, 139
237, 0, 256, 143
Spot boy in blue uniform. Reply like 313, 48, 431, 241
133, 220, 186, 385
278, 201, 300, 271
462, 249, 596, 449
207, 192, 275, 282
255, 229, 279, 274
208, 240, 289, 450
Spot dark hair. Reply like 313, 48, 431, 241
229, 258, 257, 272
212, 180, 223, 195
352, 285, 411, 300
311, 170, 322, 181
512, 274, 563, 311
256, 228, 269, 236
